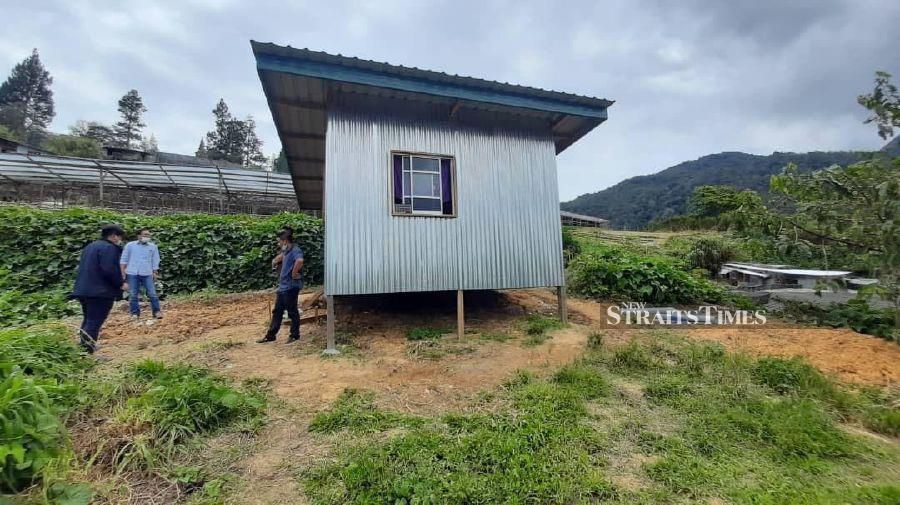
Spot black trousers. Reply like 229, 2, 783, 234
78, 297, 114, 353
267, 288, 301, 339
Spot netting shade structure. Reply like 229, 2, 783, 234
0, 152, 300, 215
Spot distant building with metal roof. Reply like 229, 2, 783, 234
719, 262, 859, 290
560, 210, 609, 228
252, 41, 613, 351
0, 152, 297, 215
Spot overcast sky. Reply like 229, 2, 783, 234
3, 0, 898, 200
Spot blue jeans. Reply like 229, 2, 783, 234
127, 274, 160, 316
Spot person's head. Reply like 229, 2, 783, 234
101, 224, 125, 245
277, 229, 293, 250
137, 227, 152, 244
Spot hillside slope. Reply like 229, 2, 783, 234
561, 151, 865, 229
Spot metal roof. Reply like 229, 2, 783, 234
724, 263, 851, 277
0, 152, 295, 199
251, 41, 613, 211
560, 210, 610, 224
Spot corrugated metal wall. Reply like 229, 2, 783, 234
324, 109, 564, 296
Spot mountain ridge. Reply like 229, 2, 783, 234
560, 150, 868, 229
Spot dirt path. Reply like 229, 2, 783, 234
97, 289, 588, 413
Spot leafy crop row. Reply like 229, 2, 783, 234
567, 244, 724, 304
0, 205, 324, 324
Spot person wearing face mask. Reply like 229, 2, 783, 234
120, 227, 162, 321
71, 224, 129, 354
258, 228, 304, 343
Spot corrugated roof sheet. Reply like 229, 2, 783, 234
251, 41, 613, 110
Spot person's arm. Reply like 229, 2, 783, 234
119, 242, 131, 280
100, 245, 127, 291
291, 249, 304, 279
152, 245, 160, 279
271, 252, 283, 269
291, 257, 304, 279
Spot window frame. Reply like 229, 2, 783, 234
390, 150, 457, 218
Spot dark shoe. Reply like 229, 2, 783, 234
286, 336, 300, 343
256, 336, 276, 343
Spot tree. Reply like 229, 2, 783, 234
203, 99, 266, 168
196, 139, 208, 158
273, 149, 289, 173
0, 49, 55, 144
141, 133, 159, 153
42, 134, 102, 158
70, 120, 115, 145
113, 89, 147, 148
0, 124, 20, 142
858, 71, 900, 141
239, 116, 266, 168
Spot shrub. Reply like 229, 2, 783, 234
522, 314, 563, 346
567, 245, 723, 304
0, 288, 79, 327
778, 298, 896, 341
0, 205, 324, 300
0, 370, 68, 492
405, 327, 448, 341
685, 237, 740, 278
121, 361, 265, 448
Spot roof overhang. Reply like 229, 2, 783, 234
252, 41, 613, 211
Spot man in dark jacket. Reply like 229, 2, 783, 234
71, 224, 128, 353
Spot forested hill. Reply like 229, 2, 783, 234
560, 151, 866, 230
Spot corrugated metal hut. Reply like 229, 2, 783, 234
251, 42, 612, 351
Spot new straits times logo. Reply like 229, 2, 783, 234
606, 302, 767, 327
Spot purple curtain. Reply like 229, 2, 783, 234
392, 155, 403, 205
440, 158, 453, 215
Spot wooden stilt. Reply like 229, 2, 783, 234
557, 285, 568, 325
323, 295, 340, 355
457, 289, 465, 340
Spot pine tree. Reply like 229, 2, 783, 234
203, 99, 265, 168
196, 139, 208, 158
240, 116, 266, 168
113, 89, 147, 149
0, 49, 55, 144
141, 133, 159, 153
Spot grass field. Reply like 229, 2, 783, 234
299, 333, 899, 504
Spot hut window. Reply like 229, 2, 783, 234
392, 153, 454, 216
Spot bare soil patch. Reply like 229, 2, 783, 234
97, 289, 587, 413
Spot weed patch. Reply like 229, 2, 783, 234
308, 389, 423, 434
405, 327, 449, 341
521, 314, 564, 346
303, 374, 615, 504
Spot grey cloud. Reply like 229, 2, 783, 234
1, 0, 897, 200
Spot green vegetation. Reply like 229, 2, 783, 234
405, 326, 448, 341
0, 205, 324, 326
522, 313, 564, 345
778, 299, 897, 341
567, 243, 724, 304
304, 364, 615, 504
561, 150, 865, 230
0, 325, 87, 492
301, 335, 900, 504
0, 324, 266, 499
309, 389, 422, 434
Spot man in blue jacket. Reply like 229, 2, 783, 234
71, 224, 128, 354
